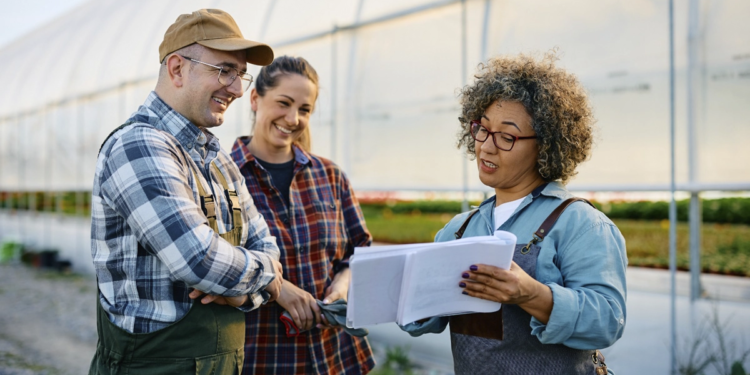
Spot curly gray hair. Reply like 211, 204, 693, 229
457, 51, 595, 184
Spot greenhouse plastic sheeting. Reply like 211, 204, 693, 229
0, 0, 749, 193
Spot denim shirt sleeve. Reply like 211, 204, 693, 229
399, 316, 450, 337
530, 219, 628, 349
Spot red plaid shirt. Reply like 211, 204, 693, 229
231, 137, 375, 375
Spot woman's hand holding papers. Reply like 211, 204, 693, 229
459, 262, 554, 324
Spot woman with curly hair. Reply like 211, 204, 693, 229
401, 52, 627, 375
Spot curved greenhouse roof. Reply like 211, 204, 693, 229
1, 0, 749, 193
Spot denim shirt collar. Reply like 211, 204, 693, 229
135, 91, 219, 153
476, 181, 566, 232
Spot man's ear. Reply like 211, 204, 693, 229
250, 88, 259, 112
165, 54, 186, 88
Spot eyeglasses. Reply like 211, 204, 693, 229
470, 120, 537, 151
179, 55, 254, 93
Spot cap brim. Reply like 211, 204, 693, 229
197, 38, 274, 66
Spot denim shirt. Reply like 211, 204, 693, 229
401, 181, 628, 350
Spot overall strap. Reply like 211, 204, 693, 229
97, 121, 135, 156
454, 209, 480, 239
210, 163, 242, 231
521, 197, 596, 253
190, 168, 218, 232
191, 163, 244, 246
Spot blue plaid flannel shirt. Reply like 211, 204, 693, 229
91, 91, 280, 333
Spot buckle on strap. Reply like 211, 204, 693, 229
200, 195, 216, 219
521, 234, 542, 254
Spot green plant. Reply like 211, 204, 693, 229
370, 346, 418, 375
677, 306, 750, 375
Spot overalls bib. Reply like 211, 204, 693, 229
449, 198, 607, 375
90, 124, 247, 374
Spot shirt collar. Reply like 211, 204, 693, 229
476, 181, 563, 229
231, 136, 311, 170
136, 91, 210, 151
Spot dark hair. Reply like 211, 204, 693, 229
457, 51, 594, 184
254, 56, 319, 151
255, 55, 319, 98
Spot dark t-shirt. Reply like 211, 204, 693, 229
255, 157, 295, 206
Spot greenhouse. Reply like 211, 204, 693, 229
0, 1, 749, 373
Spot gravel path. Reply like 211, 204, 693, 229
0, 264, 97, 375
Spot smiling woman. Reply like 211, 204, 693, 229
230, 56, 375, 374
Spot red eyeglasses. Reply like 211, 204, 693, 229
470, 120, 537, 151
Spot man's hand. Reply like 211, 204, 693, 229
263, 259, 284, 303
188, 259, 284, 307
276, 279, 321, 331
188, 289, 248, 307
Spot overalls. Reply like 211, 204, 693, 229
90, 124, 247, 374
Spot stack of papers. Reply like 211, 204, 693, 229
346, 231, 516, 328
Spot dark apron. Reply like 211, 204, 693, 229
449, 198, 606, 375
91, 127, 247, 374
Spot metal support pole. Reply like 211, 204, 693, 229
43, 109, 51, 248
18, 116, 25, 243
461, 0, 469, 213
687, 0, 702, 302
331, 26, 338, 161
76, 102, 84, 252
342, 0, 365, 174
668, 0, 678, 373
480, 0, 491, 61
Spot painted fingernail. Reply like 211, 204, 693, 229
462, 272, 470, 279
470, 265, 478, 271
459, 282, 466, 288
462, 291, 468, 295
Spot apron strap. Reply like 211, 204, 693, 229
533, 198, 595, 241
454, 209, 480, 239
521, 197, 595, 254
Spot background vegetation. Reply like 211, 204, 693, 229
3, 192, 749, 276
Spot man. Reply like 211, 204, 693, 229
89, 9, 282, 374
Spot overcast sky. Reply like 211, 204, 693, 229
0, 0, 88, 49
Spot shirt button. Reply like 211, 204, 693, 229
619, 318, 624, 325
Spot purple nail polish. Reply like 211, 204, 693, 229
462, 272, 470, 279
459, 282, 466, 288
470, 265, 478, 271
462, 291, 468, 295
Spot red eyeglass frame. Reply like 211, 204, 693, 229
469, 120, 537, 151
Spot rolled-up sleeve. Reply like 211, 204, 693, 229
340, 171, 372, 266
99, 126, 278, 301
530, 221, 628, 349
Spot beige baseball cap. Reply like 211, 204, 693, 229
159, 8, 274, 65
